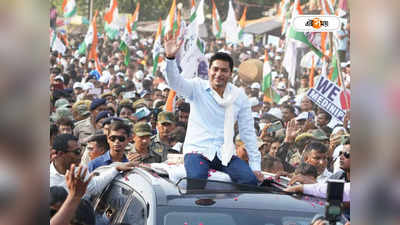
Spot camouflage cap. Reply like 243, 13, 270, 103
134, 122, 153, 137
75, 104, 90, 117
157, 111, 176, 124
54, 98, 70, 109
310, 129, 329, 141
51, 106, 73, 122
72, 100, 92, 111
101, 92, 115, 99
133, 98, 146, 110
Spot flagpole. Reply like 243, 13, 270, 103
332, 34, 350, 111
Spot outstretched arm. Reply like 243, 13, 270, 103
164, 31, 195, 100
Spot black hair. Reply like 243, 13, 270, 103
117, 103, 134, 116
52, 134, 78, 152
109, 120, 131, 136
209, 52, 234, 72
304, 141, 328, 155
261, 156, 281, 171
178, 102, 190, 113
50, 123, 59, 138
87, 134, 109, 150
295, 162, 318, 178
281, 103, 296, 115
318, 110, 332, 122
49, 186, 68, 206
56, 117, 74, 129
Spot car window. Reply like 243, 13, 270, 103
93, 181, 148, 225
119, 191, 147, 225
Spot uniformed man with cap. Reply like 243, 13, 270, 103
73, 98, 107, 148
152, 111, 176, 153
127, 122, 167, 164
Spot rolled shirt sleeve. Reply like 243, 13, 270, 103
303, 182, 350, 202
165, 59, 195, 101
237, 96, 261, 171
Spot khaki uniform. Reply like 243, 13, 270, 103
130, 143, 167, 163
73, 117, 96, 147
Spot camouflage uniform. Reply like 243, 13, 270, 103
73, 117, 96, 147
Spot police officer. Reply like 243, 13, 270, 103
73, 98, 107, 148
153, 111, 176, 151
128, 122, 167, 163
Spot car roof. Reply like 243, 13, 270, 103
105, 166, 325, 214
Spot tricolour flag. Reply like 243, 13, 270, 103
163, 0, 177, 36
222, 0, 239, 45
104, 0, 120, 40
238, 6, 247, 41
77, 14, 95, 55
152, 18, 163, 75
196, 0, 205, 26
88, 11, 102, 75
50, 30, 66, 55
119, 2, 140, 66
262, 50, 280, 104
62, 0, 77, 18
189, 0, 196, 23
211, 0, 222, 39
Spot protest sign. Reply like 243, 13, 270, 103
306, 76, 350, 122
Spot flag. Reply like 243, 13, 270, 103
262, 50, 280, 103
50, 31, 66, 55
86, 11, 101, 75
279, 0, 291, 35
189, 0, 196, 22
119, 2, 140, 66
77, 14, 95, 55
211, 0, 222, 39
309, 56, 315, 88
328, 53, 340, 86
163, 0, 177, 36
196, 0, 205, 26
152, 18, 163, 75
238, 6, 247, 41
104, 0, 120, 40
282, 0, 303, 88
222, 0, 239, 45
62, 0, 77, 18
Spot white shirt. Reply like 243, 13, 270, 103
165, 59, 261, 171
317, 168, 333, 183
303, 182, 350, 202
50, 162, 119, 196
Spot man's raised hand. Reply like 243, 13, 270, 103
163, 31, 183, 59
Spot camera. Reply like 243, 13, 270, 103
325, 179, 344, 223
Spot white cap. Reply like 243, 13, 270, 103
54, 75, 64, 82
79, 57, 86, 64
251, 82, 261, 89
157, 82, 169, 91
252, 46, 259, 52
340, 61, 350, 68
114, 64, 120, 72
135, 70, 144, 80
275, 55, 281, 60
136, 50, 144, 58
277, 82, 286, 90
73, 82, 83, 89
271, 71, 278, 79
83, 82, 94, 91
267, 108, 282, 119
295, 112, 314, 121
116, 72, 125, 77
249, 97, 260, 107
277, 48, 283, 53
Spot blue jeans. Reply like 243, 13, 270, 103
184, 153, 258, 186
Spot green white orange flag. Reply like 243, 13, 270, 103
77, 13, 95, 55
62, 0, 77, 18
87, 11, 102, 75
238, 6, 247, 41
189, 0, 196, 22
163, 0, 177, 37
152, 18, 163, 76
262, 50, 280, 104
50, 30, 66, 55
211, 0, 222, 39
120, 2, 140, 66
104, 0, 120, 40
222, 0, 239, 45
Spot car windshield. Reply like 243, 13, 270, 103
157, 206, 319, 225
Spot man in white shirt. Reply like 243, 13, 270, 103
163, 32, 263, 187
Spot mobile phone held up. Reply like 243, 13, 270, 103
267, 121, 283, 133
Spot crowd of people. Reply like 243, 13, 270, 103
49, 2, 350, 225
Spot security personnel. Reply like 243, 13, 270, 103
73, 98, 107, 148
153, 111, 176, 152
128, 122, 167, 163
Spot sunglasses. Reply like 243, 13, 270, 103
109, 135, 126, 142
66, 148, 81, 156
339, 151, 350, 159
